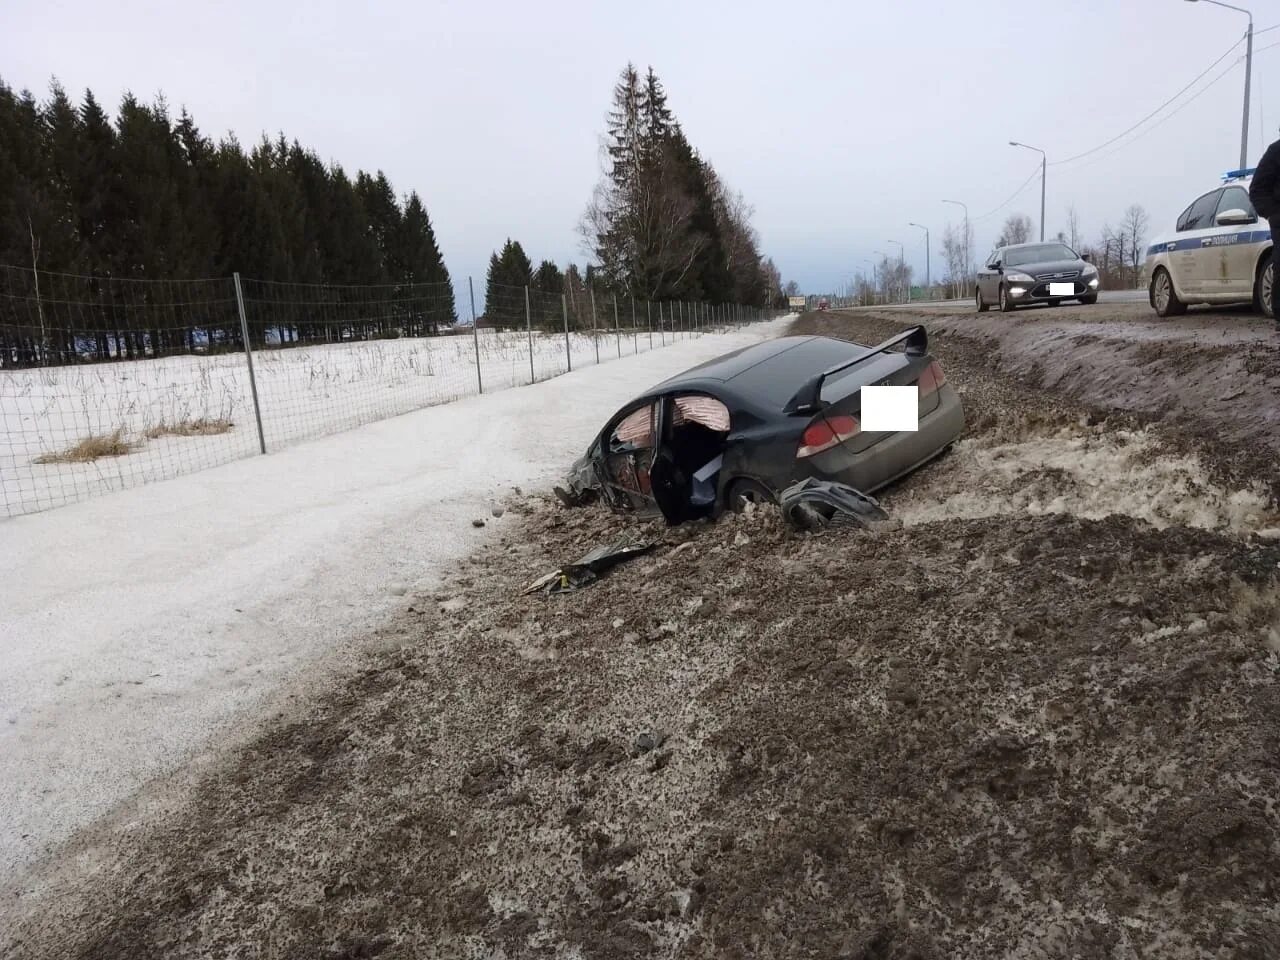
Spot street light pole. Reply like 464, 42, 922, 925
908, 222, 930, 299
874, 250, 888, 304
1185, 0, 1253, 168
887, 240, 904, 302
942, 199, 971, 296
1009, 141, 1047, 241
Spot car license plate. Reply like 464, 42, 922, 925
1049, 282, 1074, 296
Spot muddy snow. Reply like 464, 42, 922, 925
3, 308, 1279, 959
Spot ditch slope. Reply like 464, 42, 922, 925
5, 311, 1279, 960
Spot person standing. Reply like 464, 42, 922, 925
1248, 133, 1280, 327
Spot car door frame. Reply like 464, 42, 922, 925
1171, 188, 1223, 297
595, 395, 665, 513
1208, 185, 1261, 299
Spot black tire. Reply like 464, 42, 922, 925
1254, 255, 1275, 320
726, 478, 774, 513
998, 284, 1016, 313
975, 287, 989, 313
1078, 293, 1098, 305
1150, 267, 1187, 317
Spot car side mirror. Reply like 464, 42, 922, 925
1080, 253, 1092, 263
1215, 208, 1256, 226
987, 262, 1000, 271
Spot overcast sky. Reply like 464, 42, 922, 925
4, 0, 1277, 298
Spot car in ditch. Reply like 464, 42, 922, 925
1143, 168, 1274, 319
975, 241, 1100, 312
557, 326, 964, 525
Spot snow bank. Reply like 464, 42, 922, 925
0, 318, 792, 878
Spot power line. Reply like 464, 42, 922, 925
1049, 34, 1245, 167
1054, 53, 1245, 174
971, 163, 1043, 224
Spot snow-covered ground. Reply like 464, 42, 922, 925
0, 325, 698, 517
0, 317, 791, 882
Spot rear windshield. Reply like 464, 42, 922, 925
1006, 243, 1077, 266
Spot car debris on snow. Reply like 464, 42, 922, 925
524, 538, 654, 595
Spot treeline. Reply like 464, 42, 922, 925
484, 237, 712, 331
581, 65, 784, 309
0, 78, 455, 364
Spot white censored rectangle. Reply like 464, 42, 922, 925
1049, 282, 1074, 296
860, 385, 918, 432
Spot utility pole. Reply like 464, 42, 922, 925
1010, 141, 1047, 242
887, 240, 904, 302
1184, 0, 1253, 169
909, 222, 930, 299
943, 199, 971, 293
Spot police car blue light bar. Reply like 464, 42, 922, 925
1222, 167, 1256, 182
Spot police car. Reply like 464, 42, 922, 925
1144, 168, 1274, 319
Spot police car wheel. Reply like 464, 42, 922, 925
1151, 268, 1186, 318
1078, 294, 1098, 305
975, 287, 989, 313
999, 285, 1015, 312
1254, 257, 1274, 320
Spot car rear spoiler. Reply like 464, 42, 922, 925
783, 325, 929, 415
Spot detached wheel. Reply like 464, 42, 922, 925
1078, 293, 1098, 305
1254, 255, 1275, 319
975, 287, 990, 313
726, 478, 774, 513
1150, 267, 1187, 317
998, 285, 1016, 313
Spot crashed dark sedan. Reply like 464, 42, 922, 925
558, 325, 964, 525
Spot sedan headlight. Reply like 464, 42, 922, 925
1005, 271, 1035, 283
1081, 264, 1098, 278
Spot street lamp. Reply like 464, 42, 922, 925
943, 199, 971, 295
1185, 0, 1253, 169
908, 222, 930, 299
862, 258, 875, 306
1009, 141, 1047, 242
887, 240, 904, 302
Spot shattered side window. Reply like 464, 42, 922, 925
672, 395, 730, 432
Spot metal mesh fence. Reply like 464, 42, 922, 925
1, 263, 775, 517
0, 266, 259, 516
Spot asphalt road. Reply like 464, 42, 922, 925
874, 288, 1148, 310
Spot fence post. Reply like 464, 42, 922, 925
658, 302, 665, 346
469, 276, 482, 394
612, 294, 621, 358
631, 298, 638, 354
590, 287, 600, 364
647, 300, 653, 350
562, 293, 571, 372
233, 272, 267, 455
524, 285, 535, 384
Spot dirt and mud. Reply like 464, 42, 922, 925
4, 309, 1279, 959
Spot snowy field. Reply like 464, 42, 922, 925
0, 324, 697, 517
0, 317, 791, 884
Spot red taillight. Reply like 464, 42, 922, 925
797, 413, 860, 458
918, 360, 947, 396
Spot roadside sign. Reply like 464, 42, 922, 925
788, 295, 806, 308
